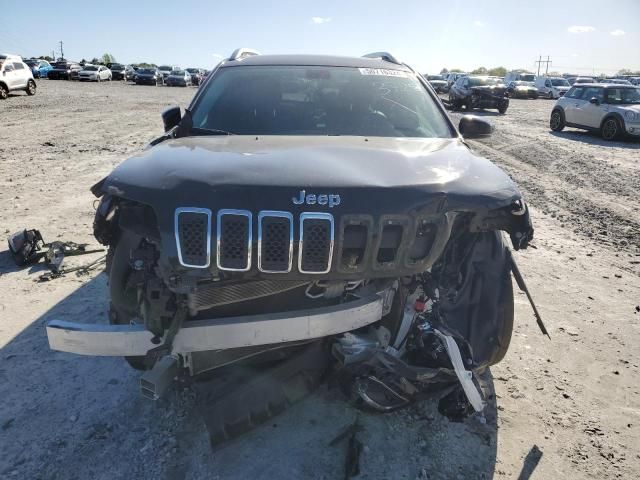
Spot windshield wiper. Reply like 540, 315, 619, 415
190, 127, 236, 136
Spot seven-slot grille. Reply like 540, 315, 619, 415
175, 209, 436, 273
175, 208, 212, 268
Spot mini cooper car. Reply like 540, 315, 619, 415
47, 50, 538, 426
449, 75, 509, 113
550, 83, 640, 140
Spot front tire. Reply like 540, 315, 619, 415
497, 99, 509, 114
0, 84, 7, 100
550, 109, 565, 131
601, 117, 621, 141
25, 80, 36, 96
108, 231, 148, 371
547, 90, 554, 99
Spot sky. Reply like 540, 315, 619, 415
1, 0, 639, 75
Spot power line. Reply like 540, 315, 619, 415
535, 55, 552, 76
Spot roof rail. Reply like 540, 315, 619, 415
229, 48, 260, 61
362, 52, 401, 65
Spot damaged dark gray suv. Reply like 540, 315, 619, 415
47, 49, 540, 435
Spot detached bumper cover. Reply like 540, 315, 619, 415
46, 294, 384, 356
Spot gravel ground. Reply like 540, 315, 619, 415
0, 80, 639, 479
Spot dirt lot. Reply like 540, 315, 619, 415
1, 80, 639, 480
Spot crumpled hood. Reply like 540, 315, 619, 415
471, 85, 507, 94
101, 135, 521, 213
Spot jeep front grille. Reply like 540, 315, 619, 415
174, 208, 437, 274
175, 208, 212, 268
217, 210, 252, 272
299, 213, 334, 274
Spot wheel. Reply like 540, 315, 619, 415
550, 109, 565, 131
466, 97, 473, 111
601, 117, 621, 141
97, 75, 101, 83
547, 90, 554, 99
0, 84, 7, 100
25, 80, 36, 96
108, 231, 148, 371
497, 99, 509, 114
448, 93, 456, 110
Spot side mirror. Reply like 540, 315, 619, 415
458, 115, 493, 139
161, 106, 181, 132
589, 97, 600, 105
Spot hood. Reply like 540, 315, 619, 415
101, 136, 521, 216
471, 85, 506, 94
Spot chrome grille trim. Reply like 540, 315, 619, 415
298, 212, 335, 274
174, 207, 212, 269
217, 209, 253, 272
258, 210, 294, 273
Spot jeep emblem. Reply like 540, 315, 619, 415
292, 189, 341, 208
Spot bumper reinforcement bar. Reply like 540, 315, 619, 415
46, 294, 384, 356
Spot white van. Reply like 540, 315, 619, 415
504, 71, 536, 84
0, 53, 37, 99
535, 76, 571, 99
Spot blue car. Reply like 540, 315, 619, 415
24, 59, 53, 79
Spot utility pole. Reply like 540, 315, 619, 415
535, 55, 552, 76
59, 41, 64, 60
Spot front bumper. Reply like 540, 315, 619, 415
46, 293, 384, 356
625, 121, 640, 136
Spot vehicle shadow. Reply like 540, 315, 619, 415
550, 130, 640, 148
0, 272, 500, 480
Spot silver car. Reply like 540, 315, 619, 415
550, 84, 640, 140
165, 69, 192, 87
78, 65, 112, 82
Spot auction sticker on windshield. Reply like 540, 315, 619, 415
358, 68, 407, 77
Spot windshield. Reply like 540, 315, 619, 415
25, 60, 37, 67
605, 88, 640, 104
111, 64, 123, 70
520, 74, 535, 82
427, 75, 444, 81
551, 78, 570, 87
191, 65, 451, 138
138, 68, 156, 74
53, 63, 68, 68
171, 70, 185, 75
469, 77, 499, 87
84, 66, 98, 71
158, 66, 172, 71
186, 68, 198, 73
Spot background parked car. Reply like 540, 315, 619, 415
446, 72, 467, 90
550, 84, 640, 140
78, 65, 112, 82
0, 54, 37, 99
507, 81, 539, 99
535, 76, 571, 99
186, 68, 204, 86
599, 78, 633, 86
135, 67, 164, 85
165, 69, 192, 87
158, 65, 179, 79
24, 59, 52, 78
425, 74, 448, 93
124, 65, 138, 81
48, 61, 82, 80
109, 63, 126, 80
449, 75, 509, 113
